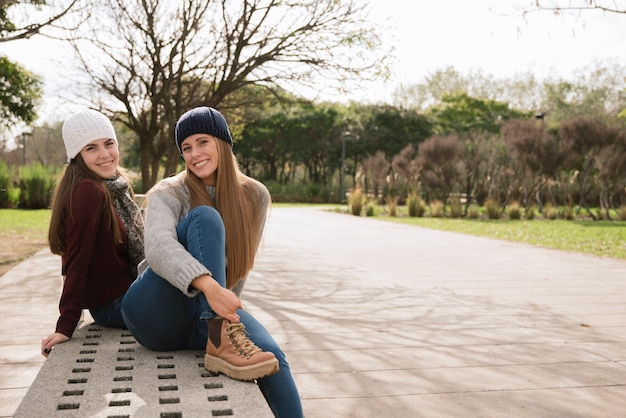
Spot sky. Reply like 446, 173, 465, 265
1, 0, 625, 137
351, 0, 626, 102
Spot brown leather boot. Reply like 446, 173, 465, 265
205, 318, 279, 381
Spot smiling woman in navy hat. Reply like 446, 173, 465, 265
121, 106, 303, 418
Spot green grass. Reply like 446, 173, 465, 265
382, 217, 626, 260
0, 208, 51, 237
0, 209, 51, 266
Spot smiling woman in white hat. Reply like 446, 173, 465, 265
41, 109, 144, 357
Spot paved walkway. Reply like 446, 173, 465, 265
1, 207, 626, 417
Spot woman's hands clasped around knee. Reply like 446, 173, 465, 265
191, 274, 242, 323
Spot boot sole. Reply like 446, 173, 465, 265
204, 354, 280, 381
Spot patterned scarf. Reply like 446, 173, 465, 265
105, 174, 145, 277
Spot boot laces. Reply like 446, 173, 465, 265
225, 322, 262, 358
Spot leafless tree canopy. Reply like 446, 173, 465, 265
61, 0, 388, 190
0, 0, 79, 42
417, 135, 465, 203
521, 0, 626, 15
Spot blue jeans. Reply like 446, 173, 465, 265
89, 295, 126, 329
121, 206, 303, 418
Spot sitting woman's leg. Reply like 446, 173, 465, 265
239, 309, 304, 418
122, 206, 226, 350
89, 295, 127, 329
122, 206, 278, 381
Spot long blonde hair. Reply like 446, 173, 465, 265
48, 155, 131, 255
185, 139, 265, 289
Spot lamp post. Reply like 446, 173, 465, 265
535, 112, 545, 129
21, 132, 32, 165
340, 131, 348, 203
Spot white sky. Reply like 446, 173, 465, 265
350, 0, 626, 102
1, 0, 624, 133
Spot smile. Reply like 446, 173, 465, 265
194, 160, 209, 168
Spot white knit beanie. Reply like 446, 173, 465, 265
62, 109, 118, 162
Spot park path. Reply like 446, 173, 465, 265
2, 206, 626, 417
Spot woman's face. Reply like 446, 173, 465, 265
181, 134, 219, 186
79, 138, 119, 179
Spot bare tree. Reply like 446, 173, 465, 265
362, 151, 389, 200
416, 135, 465, 206
596, 130, 626, 215
560, 117, 621, 218
502, 119, 567, 211
63, 0, 388, 191
391, 144, 420, 194
521, 0, 626, 15
0, 0, 79, 42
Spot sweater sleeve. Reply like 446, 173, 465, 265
56, 181, 107, 337
143, 178, 209, 297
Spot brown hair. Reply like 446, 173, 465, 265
184, 139, 265, 289
48, 155, 131, 255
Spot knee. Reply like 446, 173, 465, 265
189, 206, 224, 232
190, 205, 221, 223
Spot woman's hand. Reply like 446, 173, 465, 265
191, 274, 242, 323
41, 332, 70, 358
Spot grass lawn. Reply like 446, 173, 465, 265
378, 216, 626, 260
0, 209, 51, 275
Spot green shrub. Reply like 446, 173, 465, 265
467, 203, 481, 219
620, 206, 626, 221
543, 203, 559, 220
0, 161, 18, 208
18, 163, 56, 209
430, 200, 444, 218
8, 187, 20, 207
365, 200, 377, 217
507, 201, 521, 220
594, 208, 604, 220
485, 198, 501, 219
348, 187, 366, 216
562, 204, 575, 220
449, 198, 462, 218
265, 181, 334, 203
385, 194, 398, 217
525, 205, 536, 220
406, 192, 425, 217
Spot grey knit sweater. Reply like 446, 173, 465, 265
138, 171, 270, 297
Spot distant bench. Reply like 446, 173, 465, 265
15, 321, 273, 417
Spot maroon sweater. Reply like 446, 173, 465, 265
56, 180, 134, 337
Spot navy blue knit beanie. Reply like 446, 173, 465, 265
174, 107, 233, 154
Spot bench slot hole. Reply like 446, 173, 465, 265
211, 410, 234, 416
57, 403, 80, 410
159, 397, 180, 404
111, 387, 132, 393
158, 364, 175, 369
62, 390, 84, 396
109, 400, 131, 407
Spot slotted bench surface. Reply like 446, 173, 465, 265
15, 322, 273, 417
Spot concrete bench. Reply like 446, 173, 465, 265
14, 321, 273, 417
